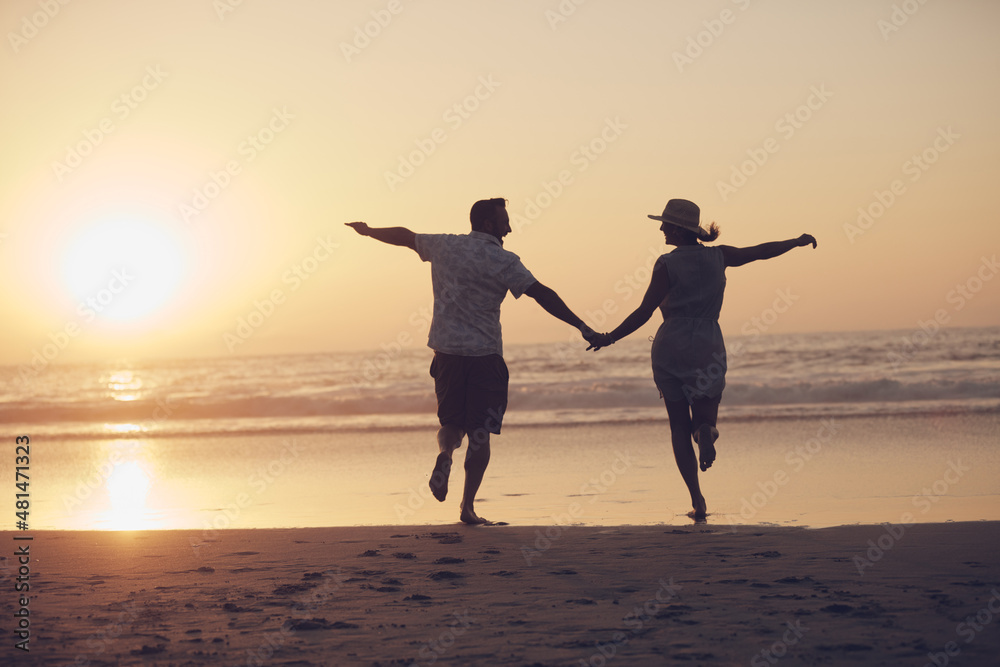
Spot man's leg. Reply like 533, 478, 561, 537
458, 355, 507, 525
459, 428, 491, 525
429, 352, 468, 502
430, 424, 465, 502
664, 399, 707, 519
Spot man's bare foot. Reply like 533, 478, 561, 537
429, 453, 452, 502
459, 502, 491, 525
694, 424, 719, 472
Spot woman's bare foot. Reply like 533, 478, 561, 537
694, 424, 719, 472
687, 495, 708, 522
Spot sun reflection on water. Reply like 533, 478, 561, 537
106, 369, 143, 402
78, 441, 172, 531
101, 460, 153, 530
105, 423, 143, 435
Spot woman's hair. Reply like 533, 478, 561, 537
675, 221, 721, 244
702, 222, 721, 242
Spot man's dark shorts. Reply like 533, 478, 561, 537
429, 352, 508, 435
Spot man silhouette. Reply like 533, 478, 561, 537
346, 197, 595, 524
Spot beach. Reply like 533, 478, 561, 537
8, 413, 1000, 665
4, 332, 999, 664
4, 522, 999, 665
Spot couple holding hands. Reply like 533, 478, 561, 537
347, 197, 816, 524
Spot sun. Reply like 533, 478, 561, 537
62, 218, 185, 323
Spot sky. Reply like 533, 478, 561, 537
2, 0, 999, 366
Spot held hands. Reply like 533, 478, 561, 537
797, 233, 817, 249
580, 326, 611, 352
586, 332, 615, 352
345, 221, 370, 236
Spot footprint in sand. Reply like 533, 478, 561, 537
671, 651, 716, 661
816, 643, 874, 653
950, 579, 991, 587
286, 618, 359, 631
846, 604, 885, 618
356, 569, 386, 577
655, 603, 696, 620
434, 557, 465, 565
272, 583, 317, 595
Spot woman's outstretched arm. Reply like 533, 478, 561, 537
721, 234, 816, 268
589, 262, 669, 350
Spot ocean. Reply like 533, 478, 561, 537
3, 326, 998, 530
5, 326, 999, 439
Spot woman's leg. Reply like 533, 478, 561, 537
664, 399, 707, 519
690, 397, 721, 472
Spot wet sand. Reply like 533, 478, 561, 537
27, 412, 1000, 530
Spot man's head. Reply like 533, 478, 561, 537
470, 198, 511, 242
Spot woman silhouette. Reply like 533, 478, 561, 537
589, 199, 816, 521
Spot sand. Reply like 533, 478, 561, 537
4, 522, 999, 665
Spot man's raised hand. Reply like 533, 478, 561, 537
345, 222, 370, 236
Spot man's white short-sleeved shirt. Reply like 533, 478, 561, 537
414, 232, 536, 357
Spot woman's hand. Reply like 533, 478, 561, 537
587, 332, 615, 351
797, 233, 817, 248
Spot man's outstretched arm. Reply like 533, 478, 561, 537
345, 222, 416, 250
524, 281, 597, 342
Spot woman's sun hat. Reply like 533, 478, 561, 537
648, 199, 712, 241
